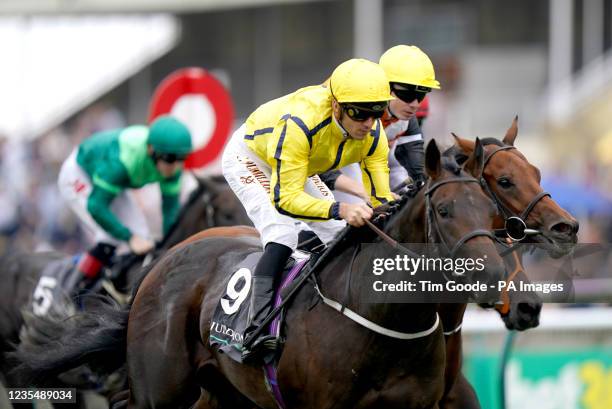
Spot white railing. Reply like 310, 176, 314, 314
463, 305, 612, 333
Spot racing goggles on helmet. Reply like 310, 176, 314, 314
342, 101, 388, 122
391, 83, 431, 103
151, 151, 188, 164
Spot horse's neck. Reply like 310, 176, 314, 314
386, 191, 428, 243
159, 188, 209, 250
318, 192, 437, 334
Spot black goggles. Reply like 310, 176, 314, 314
152, 151, 188, 164
342, 102, 388, 122
391, 83, 431, 103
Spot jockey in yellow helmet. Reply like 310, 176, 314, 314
221, 58, 394, 362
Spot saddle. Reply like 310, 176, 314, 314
30, 253, 135, 320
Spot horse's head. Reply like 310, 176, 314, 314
194, 175, 252, 227
500, 269, 542, 331
452, 117, 578, 258
420, 139, 506, 303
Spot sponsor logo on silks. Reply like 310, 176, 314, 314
310, 174, 332, 198
244, 160, 271, 193
240, 176, 255, 185
210, 321, 244, 343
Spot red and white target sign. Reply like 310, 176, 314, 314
148, 67, 234, 169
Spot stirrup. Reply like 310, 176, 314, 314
242, 334, 277, 363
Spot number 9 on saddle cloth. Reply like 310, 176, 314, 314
209, 229, 324, 364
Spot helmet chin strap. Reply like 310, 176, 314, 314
332, 104, 351, 140
387, 103, 398, 119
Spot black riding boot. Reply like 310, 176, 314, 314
242, 242, 292, 363
65, 242, 116, 300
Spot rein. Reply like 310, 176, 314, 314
361, 173, 507, 338
366, 175, 502, 263
316, 173, 503, 341
494, 238, 526, 316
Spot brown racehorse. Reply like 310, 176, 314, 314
438, 118, 579, 409
13, 140, 511, 409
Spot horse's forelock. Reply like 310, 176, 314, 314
441, 155, 462, 176
480, 137, 505, 147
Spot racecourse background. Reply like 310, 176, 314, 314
1, 1, 611, 409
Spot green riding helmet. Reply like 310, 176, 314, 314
148, 115, 193, 155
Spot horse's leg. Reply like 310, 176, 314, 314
125, 332, 201, 409
439, 372, 481, 409
110, 389, 130, 408
194, 357, 256, 409
442, 332, 463, 399
125, 301, 201, 408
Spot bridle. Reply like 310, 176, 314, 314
478, 145, 550, 241
201, 190, 216, 227
366, 173, 501, 266
424, 176, 499, 260
312, 172, 499, 343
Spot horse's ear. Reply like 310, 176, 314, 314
449, 134, 470, 165
451, 132, 475, 154
473, 138, 484, 172
464, 137, 485, 175
425, 139, 442, 179
502, 115, 518, 146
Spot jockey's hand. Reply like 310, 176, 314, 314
339, 202, 373, 227
129, 235, 155, 255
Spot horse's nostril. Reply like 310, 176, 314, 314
518, 302, 541, 315
551, 221, 578, 236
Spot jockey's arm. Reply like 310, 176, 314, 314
394, 118, 426, 186
87, 183, 132, 241
318, 170, 341, 190
361, 124, 394, 206
269, 119, 335, 221
159, 173, 181, 235
325, 171, 370, 204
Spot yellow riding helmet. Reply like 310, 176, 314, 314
379, 45, 441, 89
329, 58, 393, 103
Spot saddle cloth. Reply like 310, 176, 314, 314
209, 249, 311, 363
30, 256, 79, 317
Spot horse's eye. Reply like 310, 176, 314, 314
437, 205, 450, 218
497, 177, 514, 189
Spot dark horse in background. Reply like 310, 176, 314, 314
439, 118, 578, 409
14, 141, 511, 409
0, 175, 250, 407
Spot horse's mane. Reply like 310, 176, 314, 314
444, 145, 467, 165
445, 138, 509, 167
